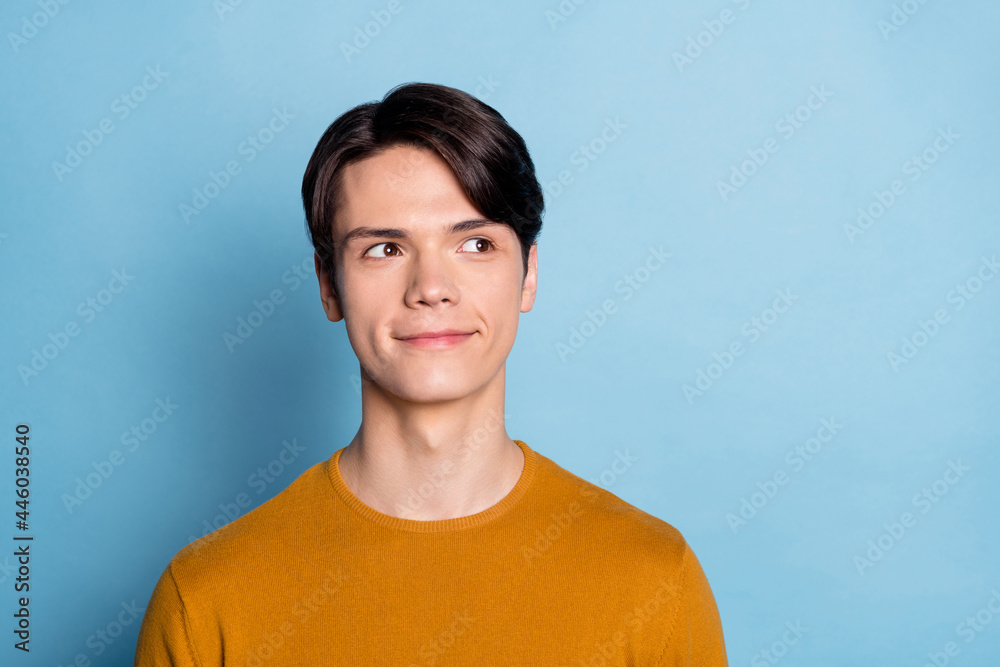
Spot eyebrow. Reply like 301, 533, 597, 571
338, 218, 505, 248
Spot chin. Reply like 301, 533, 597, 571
386, 373, 482, 404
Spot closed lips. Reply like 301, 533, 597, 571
400, 331, 475, 341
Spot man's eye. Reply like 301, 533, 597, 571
364, 239, 494, 257
363, 242, 401, 258
460, 238, 495, 253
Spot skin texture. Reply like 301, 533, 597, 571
314, 143, 539, 520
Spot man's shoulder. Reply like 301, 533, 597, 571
530, 448, 690, 563
529, 449, 727, 665
167, 456, 334, 581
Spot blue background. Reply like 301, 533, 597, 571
1, 1, 998, 665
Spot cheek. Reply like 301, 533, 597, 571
339, 276, 383, 348
340, 267, 381, 315
481, 281, 521, 340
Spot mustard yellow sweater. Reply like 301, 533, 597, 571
135, 439, 728, 666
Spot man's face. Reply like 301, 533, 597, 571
315, 143, 538, 404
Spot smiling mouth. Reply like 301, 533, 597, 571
398, 332, 475, 349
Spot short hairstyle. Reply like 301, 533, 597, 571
301, 82, 544, 299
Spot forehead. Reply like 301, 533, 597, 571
335, 145, 490, 239
337, 144, 472, 220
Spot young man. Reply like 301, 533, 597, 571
135, 83, 728, 666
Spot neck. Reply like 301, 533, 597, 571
337, 371, 524, 521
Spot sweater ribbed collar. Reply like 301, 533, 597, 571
326, 439, 537, 533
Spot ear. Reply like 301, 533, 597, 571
315, 253, 344, 322
519, 243, 538, 313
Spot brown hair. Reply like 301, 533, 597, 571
301, 82, 544, 298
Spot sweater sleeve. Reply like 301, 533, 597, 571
656, 541, 729, 666
134, 562, 201, 667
